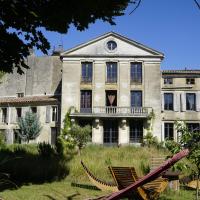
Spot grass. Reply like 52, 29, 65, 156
0, 181, 109, 200
0, 145, 195, 199
68, 145, 168, 183
0, 181, 195, 200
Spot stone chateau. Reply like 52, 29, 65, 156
0, 32, 199, 145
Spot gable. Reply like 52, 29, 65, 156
61, 32, 164, 58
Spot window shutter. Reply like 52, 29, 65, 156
180, 93, 186, 112
6, 129, 13, 144
196, 92, 200, 111
46, 106, 51, 123
174, 93, 179, 112
6, 107, 9, 124
161, 93, 164, 111
0, 109, 2, 123
11, 107, 16, 123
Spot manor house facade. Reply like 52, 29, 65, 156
0, 32, 199, 144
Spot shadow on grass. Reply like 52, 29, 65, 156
44, 191, 80, 200
71, 182, 100, 191
0, 144, 74, 191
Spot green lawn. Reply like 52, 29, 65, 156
0, 145, 195, 199
0, 180, 196, 200
0, 180, 108, 200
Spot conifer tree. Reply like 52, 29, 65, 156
17, 111, 42, 143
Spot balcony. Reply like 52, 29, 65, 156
71, 106, 152, 118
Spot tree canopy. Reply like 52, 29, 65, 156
0, 0, 138, 74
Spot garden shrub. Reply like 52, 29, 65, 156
38, 142, 56, 158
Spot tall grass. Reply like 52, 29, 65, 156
68, 145, 168, 183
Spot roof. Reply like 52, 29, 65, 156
0, 95, 60, 106
162, 70, 200, 78
61, 32, 164, 58
162, 70, 200, 74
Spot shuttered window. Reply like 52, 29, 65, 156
164, 93, 173, 110
186, 93, 196, 111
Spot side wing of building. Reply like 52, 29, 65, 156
0, 54, 62, 144
161, 70, 200, 141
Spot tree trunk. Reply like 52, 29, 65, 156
196, 173, 199, 200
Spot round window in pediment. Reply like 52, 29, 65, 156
107, 40, 117, 51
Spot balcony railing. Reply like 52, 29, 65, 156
73, 106, 152, 118
93, 106, 150, 115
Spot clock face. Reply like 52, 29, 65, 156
107, 40, 117, 51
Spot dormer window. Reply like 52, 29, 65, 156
107, 41, 117, 51
186, 78, 195, 85
17, 93, 24, 97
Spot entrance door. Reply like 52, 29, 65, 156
129, 120, 143, 143
103, 120, 118, 144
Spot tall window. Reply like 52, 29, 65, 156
16, 108, 22, 121
106, 62, 117, 83
164, 123, 174, 140
52, 106, 58, 122
1, 108, 7, 123
164, 93, 173, 110
130, 120, 143, 143
186, 93, 196, 111
164, 78, 173, 84
130, 62, 142, 83
80, 90, 92, 113
81, 62, 92, 82
131, 91, 142, 107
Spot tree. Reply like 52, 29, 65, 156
166, 121, 200, 200
59, 109, 91, 155
17, 111, 42, 143
0, 0, 142, 74
67, 124, 91, 155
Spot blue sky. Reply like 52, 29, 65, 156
38, 0, 200, 70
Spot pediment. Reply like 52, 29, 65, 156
61, 32, 164, 58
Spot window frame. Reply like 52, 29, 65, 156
107, 41, 117, 51
131, 91, 142, 107
51, 106, 58, 122
186, 78, 195, 85
164, 93, 174, 111
106, 62, 118, 83
130, 62, 142, 84
164, 78, 173, 85
16, 107, 22, 121
186, 93, 196, 111
164, 123, 174, 140
17, 93, 24, 97
1, 108, 7, 123
81, 62, 93, 83
186, 123, 200, 133
80, 90, 92, 113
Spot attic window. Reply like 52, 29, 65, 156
107, 41, 117, 51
